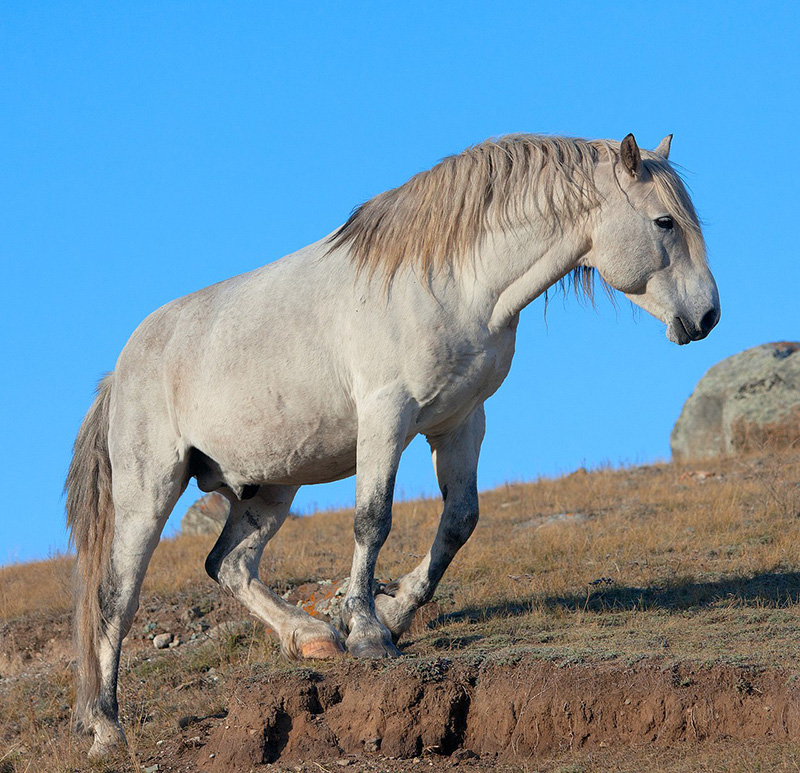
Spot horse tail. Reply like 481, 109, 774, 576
65, 373, 115, 729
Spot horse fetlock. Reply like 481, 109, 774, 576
339, 595, 368, 631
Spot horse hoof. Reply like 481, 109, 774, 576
300, 639, 345, 659
347, 638, 402, 659
88, 721, 126, 759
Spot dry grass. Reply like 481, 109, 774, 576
0, 555, 73, 622
2, 448, 800, 771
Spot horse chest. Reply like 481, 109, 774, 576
414, 328, 516, 431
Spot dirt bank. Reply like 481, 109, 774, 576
191, 655, 800, 769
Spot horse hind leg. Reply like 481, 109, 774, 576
205, 485, 344, 660
78, 444, 187, 758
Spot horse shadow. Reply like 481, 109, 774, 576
427, 570, 800, 633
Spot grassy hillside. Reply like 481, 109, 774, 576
1, 449, 799, 771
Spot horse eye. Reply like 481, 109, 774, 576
655, 216, 674, 230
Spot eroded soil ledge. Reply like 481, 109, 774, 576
196, 655, 800, 769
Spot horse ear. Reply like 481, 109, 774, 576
620, 133, 642, 178
653, 134, 673, 159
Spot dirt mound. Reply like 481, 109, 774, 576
197, 655, 800, 768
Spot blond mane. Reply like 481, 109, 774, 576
327, 134, 705, 295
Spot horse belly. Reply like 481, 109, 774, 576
248, 421, 358, 485
186, 390, 359, 489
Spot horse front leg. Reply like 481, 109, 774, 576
374, 405, 484, 642
341, 394, 412, 658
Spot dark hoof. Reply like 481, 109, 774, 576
347, 637, 402, 659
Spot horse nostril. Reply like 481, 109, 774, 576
700, 308, 718, 335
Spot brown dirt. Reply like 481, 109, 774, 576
175, 655, 800, 770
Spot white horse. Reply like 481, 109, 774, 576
66, 133, 719, 757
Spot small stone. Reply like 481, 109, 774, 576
364, 737, 381, 752
143, 766, 160, 773
153, 633, 173, 649
336, 761, 354, 767
181, 606, 203, 623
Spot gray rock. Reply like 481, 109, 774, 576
180, 492, 230, 536
181, 605, 203, 624
671, 342, 800, 461
153, 633, 173, 649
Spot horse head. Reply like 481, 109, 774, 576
588, 134, 719, 344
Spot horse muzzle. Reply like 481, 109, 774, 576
667, 307, 720, 345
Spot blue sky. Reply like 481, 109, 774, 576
1, 2, 798, 563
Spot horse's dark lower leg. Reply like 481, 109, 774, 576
341, 398, 411, 658
205, 485, 343, 659
375, 407, 484, 641
341, 479, 402, 657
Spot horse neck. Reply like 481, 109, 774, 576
469, 219, 592, 333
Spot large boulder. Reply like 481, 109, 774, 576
671, 342, 800, 461
181, 492, 230, 536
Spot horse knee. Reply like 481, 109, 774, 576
443, 507, 479, 548
353, 505, 392, 549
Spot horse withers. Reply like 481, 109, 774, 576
66, 133, 719, 757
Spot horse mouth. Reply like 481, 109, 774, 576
668, 316, 693, 345
669, 315, 713, 345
